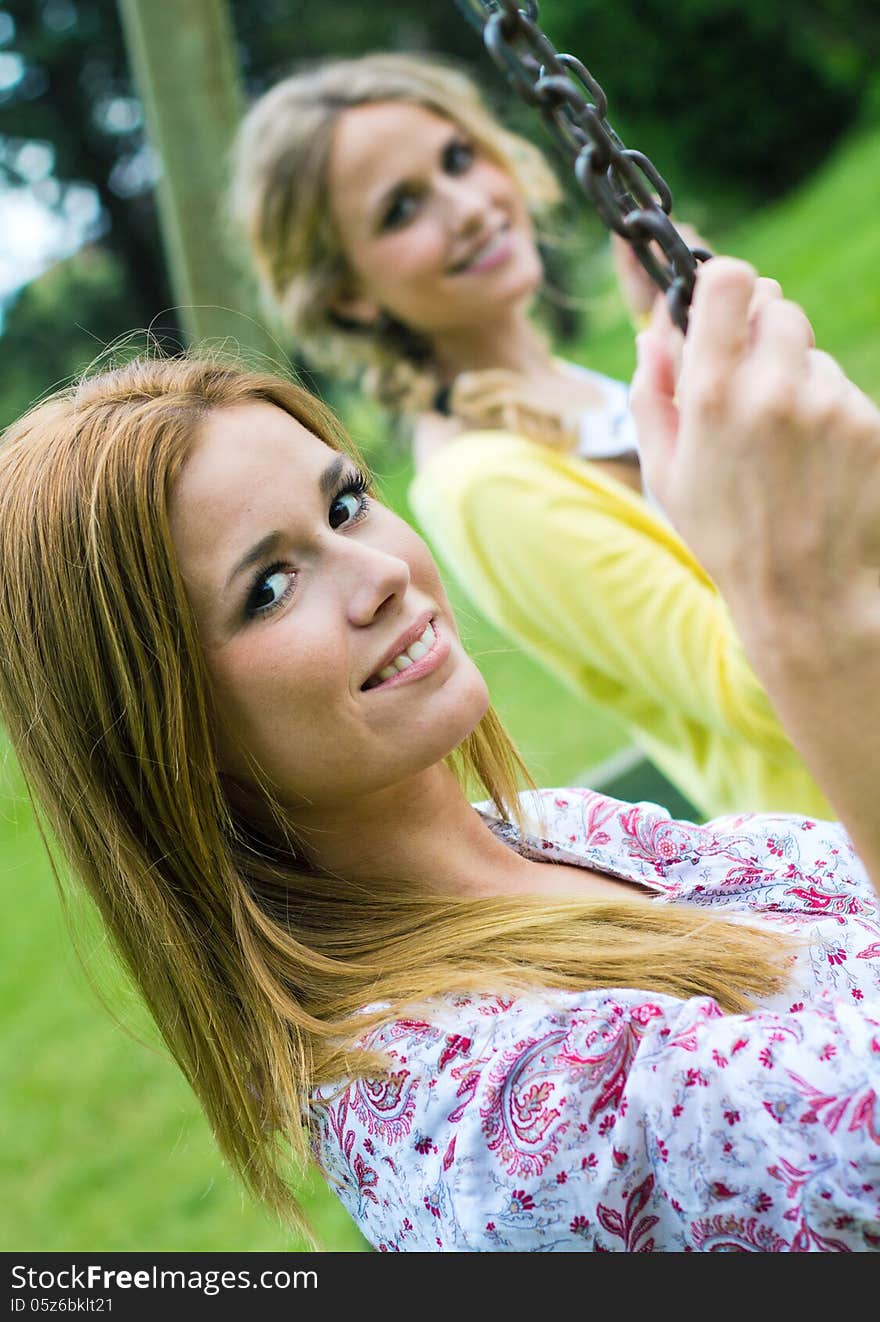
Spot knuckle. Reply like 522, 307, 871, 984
847, 394, 880, 443
750, 372, 799, 426
700, 255, 756, 293
691, 369, 732, 416
754, 277, 782, 301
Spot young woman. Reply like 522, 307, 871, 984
229, 50, 832, 822
1, 259, 878, 1253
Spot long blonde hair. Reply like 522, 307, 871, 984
0, 354, 793, 1237
229, 51, 562, 412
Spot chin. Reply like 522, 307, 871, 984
495, 258, 544, 312
420, 659, 491, 767
448, 664, 492, 745
510, 228, 544, 283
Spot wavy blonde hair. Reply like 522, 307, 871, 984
229, 51, 562, 412
0, 354, 794, 1239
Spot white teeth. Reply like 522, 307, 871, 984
405, 622, 436, 661
368, 621, 437, 687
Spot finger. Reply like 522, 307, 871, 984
752, 296, 815, 370
746, 278, 783, 353
648, 289, 678, 336
806, 348, 850, 387
630, 332, 681, 492
747, 277, 783, 329
610, 232, 637, 269
685, 256, 758, 376
808, 353, 880, 436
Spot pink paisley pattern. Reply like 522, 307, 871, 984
558, 1001, 665, 1120
312, 789, 880, 1251
481, 1029, 569, 1177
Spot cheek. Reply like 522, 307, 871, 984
482, 163, 520, 204
490, 173, 535, 243
206, 630, 342, 776
379, 225, 446, 284
398, 527, 452, 604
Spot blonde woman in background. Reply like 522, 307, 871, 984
0, 261, 878, 1252
229, 50, 831, 822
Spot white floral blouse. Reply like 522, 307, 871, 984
312, 789, 880, 1252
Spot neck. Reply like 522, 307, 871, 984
430, 303, 552, 382
289, 762, 529, 898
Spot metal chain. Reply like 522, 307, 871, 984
454, 0, 712, 331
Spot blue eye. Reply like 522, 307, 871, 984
329, 490, 361, 528
329, 470, 371, 529
246, 564, 294, 618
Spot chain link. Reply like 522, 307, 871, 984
455, 0, 712, 331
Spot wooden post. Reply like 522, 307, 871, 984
116, 0, 277, 356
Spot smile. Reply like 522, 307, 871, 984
449, 228, 514, 276
362, 620, 448, 691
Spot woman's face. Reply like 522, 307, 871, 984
327, 100, 543, 339
169, 401, 489, 808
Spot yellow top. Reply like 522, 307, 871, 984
408, 429, 832, 821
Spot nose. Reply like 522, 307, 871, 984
341, 538, 411, 628
437, 172, 485, 235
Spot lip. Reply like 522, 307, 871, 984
362, 610, 434, 688
449, 226, 514, 276
361, 615, 450, 693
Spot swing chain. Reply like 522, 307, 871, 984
455, 0, 712, 331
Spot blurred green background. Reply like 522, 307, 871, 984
1, 0, 879, 1253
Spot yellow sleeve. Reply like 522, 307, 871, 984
408, 430, 798, 760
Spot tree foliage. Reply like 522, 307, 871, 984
538, 0, 879, 207
1, 0, 174, 327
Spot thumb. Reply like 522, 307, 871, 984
630, 332, 680, 498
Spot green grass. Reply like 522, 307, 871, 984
728, 129, 880, 395
3, 121, 879, 1253
0, 747, 369, 1252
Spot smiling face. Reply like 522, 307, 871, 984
169, 401, 489, 811
327, 100, 543, 340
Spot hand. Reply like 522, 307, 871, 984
639, 263, 787, 409
631, 256, 880, 888
630, 257, 880, 627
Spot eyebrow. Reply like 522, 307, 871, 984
224, 454, 347, 591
